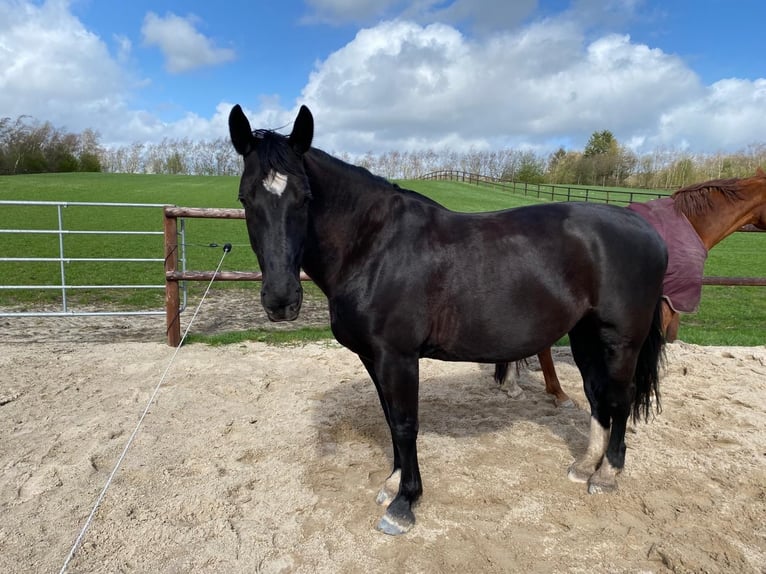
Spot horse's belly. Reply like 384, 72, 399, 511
421, 294, 582, 363
420, 339, 557, 363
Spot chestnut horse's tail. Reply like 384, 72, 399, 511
632, 297, 666, 423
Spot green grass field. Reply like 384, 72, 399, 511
1, 172, 764, 345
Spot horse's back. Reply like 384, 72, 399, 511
411, 201, 668, 362
500, 201, 668, 308
440, 201, 666, 286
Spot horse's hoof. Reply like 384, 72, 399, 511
556, 397, 576, 409
375, 497, 415, 535
587, 461, 620, 493
376, 513, 413, 535
502, 384, 524, 399
587, 479, 617, 494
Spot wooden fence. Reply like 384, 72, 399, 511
420, 170, 670, 205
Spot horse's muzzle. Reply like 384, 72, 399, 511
264, 302, 302, 322
261, 285, 303, 322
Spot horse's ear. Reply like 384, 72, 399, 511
229, 104, 254, 156
756, 167, 765, 177
289, 105, 313, 155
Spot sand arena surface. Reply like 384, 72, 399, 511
1, 291, 765, 573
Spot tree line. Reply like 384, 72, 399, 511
3, 115, 766, 190
0, 116, 102, 174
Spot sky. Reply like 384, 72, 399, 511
1, 0, 765, 156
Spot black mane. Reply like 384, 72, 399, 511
305, 145, 442, 207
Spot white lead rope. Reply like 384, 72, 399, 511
59, 244, 232, 574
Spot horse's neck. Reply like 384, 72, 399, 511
300, 152, 392, 295
684, 191, 762, 250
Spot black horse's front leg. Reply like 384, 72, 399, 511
359, 356, 401, 506
367, 351, 422, 535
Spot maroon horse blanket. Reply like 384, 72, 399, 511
628, 197, 708, 313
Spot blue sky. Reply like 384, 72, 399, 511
2, 0, 765, 156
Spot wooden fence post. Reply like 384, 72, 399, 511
164, 207, 181, 347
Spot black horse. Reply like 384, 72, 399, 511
229, 104, 667, 535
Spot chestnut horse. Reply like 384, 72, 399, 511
497, 168, 766, 406
229, 104, 667, 535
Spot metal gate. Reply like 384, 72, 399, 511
0, 200, 187, 317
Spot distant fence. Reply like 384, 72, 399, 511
420, 170, 669, 205
420, 171, 766, 235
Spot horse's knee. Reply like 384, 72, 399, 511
389, 419, 418, 444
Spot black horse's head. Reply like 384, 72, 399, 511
229, 104, 314, 321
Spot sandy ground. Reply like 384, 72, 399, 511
1, 290, 765, 573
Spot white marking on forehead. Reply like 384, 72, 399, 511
263, 170, 288, 196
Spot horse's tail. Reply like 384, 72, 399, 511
494, 360, 528, 385
632, 297, 666, 423
493, 362, 509, 385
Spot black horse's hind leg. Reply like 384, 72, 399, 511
567, 322, 637, 493
364, 351, 422, 535
360, 356, 401, 507
587, 400, 630, 494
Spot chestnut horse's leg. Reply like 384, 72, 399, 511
661, 300, 680, 342
494, 350, 574, 407
537, 348, 575, 408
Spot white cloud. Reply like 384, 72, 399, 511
282, 1, 766, 155
141, 11, 235, 74
0, 0, 128, 122
297, 20, 709, 154
652, 79, 766, 151
0, 1, 235, 147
